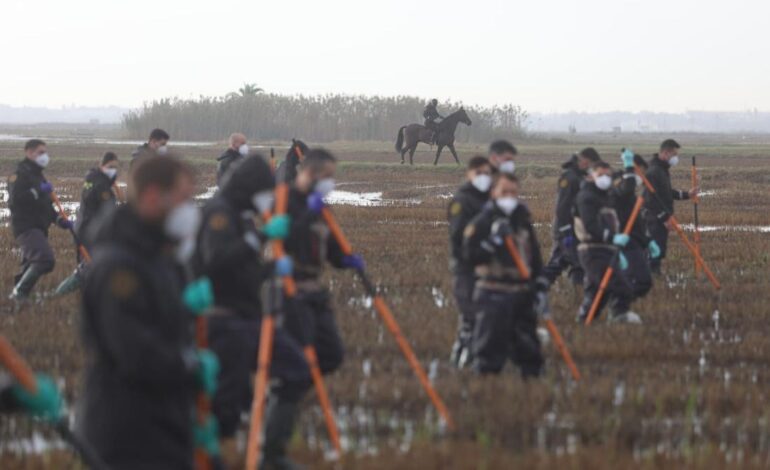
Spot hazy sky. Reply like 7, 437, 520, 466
3, 0, 769, 112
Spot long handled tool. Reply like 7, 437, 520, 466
192, 301, 216, 470
0, 335, 108, 469
584, 196, 644, 326
246, 161, 341, 470
51, 191, 91, 263
320, 207, 456, 430
691, 156, 701, 277
634, 165, 720, 290
502, 235, 581, 381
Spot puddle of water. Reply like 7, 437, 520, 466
196, 186, 218, 200
679, 224, 770, 234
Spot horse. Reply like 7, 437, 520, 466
395, 108, 472, 165
274, 138, 309, 183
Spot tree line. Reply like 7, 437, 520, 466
122, 92, 527, 143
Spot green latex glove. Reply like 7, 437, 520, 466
618, 252, 629, 271
621, 149, 635, 169
11, 373, 63, 422
263, 214, 291, 240
648, 240, 661, 259
196, 349, 220, 397
183, 277, 213, 316
194, 415, 221, 457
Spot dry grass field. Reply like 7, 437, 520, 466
0, 134, 768, 469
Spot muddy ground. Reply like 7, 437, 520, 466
0, 136, 768, 469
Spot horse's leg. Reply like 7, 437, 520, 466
434, 145, 444, 165
400, 148, 406, 164
448, 143, 460, 165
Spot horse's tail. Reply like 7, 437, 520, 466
395, 126, 406, 152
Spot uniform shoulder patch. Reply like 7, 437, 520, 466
209, 212, 229, 231
110, 269, 138, 299
559, 177, 569, 188
450, 202, 462, 217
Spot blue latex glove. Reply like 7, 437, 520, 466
612, 233, 630, 247
648, 240, 661, 259
196, 349, 220, 397
618, 252, 629, 271
183, 277, 214, 316
11, 373, 63, 422
194, 415, 221, 457
274, 256, 293, 277
39, 182, 53, 194
56, 217, 73, 230
621, 149, 635, 169
343, 254, 365, 271
307, 191, 325, 214
263, 214, 291, 240
562, 234, 576, 249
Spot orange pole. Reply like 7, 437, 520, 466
691, 157, 701, 277
51, 191, 92, 264
0, 336, 37, 393
246, 314, 275, 470
320, 207, 456, 430
194, 316, 212, 470
303, 346, 342, 452
502, 233, 581, 381
635, 166, 720, 291
584, 196, 644, 326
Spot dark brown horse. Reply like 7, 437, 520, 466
395, 108, 472, 165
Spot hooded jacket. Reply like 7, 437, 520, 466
552, 155, 586, 240
76, 167, 118, 245
448, 181, 489, 273
8, 158, 58, 237
644, 155, 689, 222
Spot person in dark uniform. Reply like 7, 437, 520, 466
610, 150, 659, 300
276, 148, 364, 468
275, 139, 309, 185
53, 152, 121, 296
423, 99, 444, 143
78, 155, 219, 470
130, 128, 170, 169
574, 161, 637, 324
643, 139, 697, 274
487, 140, 518, 175
192, 154, 308, 468
543, 148, 601, 287
463, 173, 547, 377
447, 156, 493, 368
8, 139, 72, 302
216, 133, 249, 185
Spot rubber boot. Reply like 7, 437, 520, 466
260, 397, 303, 470
53, 271, 82, 297
9, 265, 46, 301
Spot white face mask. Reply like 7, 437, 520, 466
315, 178, 336, 197
499, 160, 516, 175
251, 190, 274, 214
496, 196, 519, 215
102, 167, 118, 179
668, 155, 679, 167
238, 144, 249, 157
471, 174, 492, 193
156, 145, 169, 156
35, 153, 50, 168
164, 201, 201, 241
594, 174, 612, 191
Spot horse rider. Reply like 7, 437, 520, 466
423, 99, 444, 144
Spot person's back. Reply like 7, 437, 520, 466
76, 163, 118, 245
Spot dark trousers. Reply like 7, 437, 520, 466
624, 241, 653, 299
285, 289, 345, 377
646, 217, 669, 273
577, 246, 633, 321
451, 272, 476, 363
14, 229, 55, 282
471, 288, 543, 377
543, 239, 584, 285
208, 313, 309, 437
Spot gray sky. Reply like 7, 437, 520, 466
3, 0, 769, 112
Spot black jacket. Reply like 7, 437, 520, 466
76, 168, 117, 245
611, 169, 649, 246
8, 159, 57, 237
79, 205, 198, 470
574, 181, 621, 247
463, 203, 544, 290
552, 156, 585, 240
423, 103, 442, 122
644, 155, 689, 222
130, 143, 156, 169
448, 182, 489, 273
284, 187, 347, 283
216, 148, 243, 185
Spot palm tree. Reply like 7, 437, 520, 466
238, 83, 264, 97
